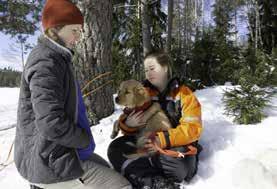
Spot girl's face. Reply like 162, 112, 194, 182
57, 24, 82, 49
144, 57, 168, 88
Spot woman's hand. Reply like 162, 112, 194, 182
125, 110, 146, 128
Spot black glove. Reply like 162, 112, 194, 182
157, 154, 188, 182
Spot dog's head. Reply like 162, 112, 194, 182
115, 80, 150, 108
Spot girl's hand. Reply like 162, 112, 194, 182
125, 110, 146, 128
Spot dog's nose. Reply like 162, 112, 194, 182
115, 96, 119, 103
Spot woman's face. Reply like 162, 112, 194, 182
144, 57, 168, 87
57, 24, 82, 49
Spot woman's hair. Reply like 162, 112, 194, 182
144, 50, 173, 79
44, 25, 65, 45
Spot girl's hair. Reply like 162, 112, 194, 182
144, 50, 173, 79
44, 25, 65, 45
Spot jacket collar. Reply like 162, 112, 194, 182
38, 35, 73, 60
143, 77, 180, 96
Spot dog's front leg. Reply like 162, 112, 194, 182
110, 120, 120, 139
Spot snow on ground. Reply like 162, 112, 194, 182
0, 88, 19, 131
0, 86, 276, 189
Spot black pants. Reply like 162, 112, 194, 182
107, 136, 199, 184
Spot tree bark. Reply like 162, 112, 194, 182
73, 0, 113, 125
20, 41, 24, 69
177, 0, 182, 51
255, 0, 259, 49
166, 0, 173, 53
141, 0, 152, 56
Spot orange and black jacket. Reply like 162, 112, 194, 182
118, 78, 203, 149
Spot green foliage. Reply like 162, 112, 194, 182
0, 0, 43, 36
177, 1, 242, 88
223, 85, 272, 124
190, 29, 217, 86
223, 46, 276, 125
0, 68, 21, 87
176, 28, 240, 88
214, 43, 242, 85
237, 47, 277, 87
205, 37, 243, 86
246, 0, 277, 53
212, 0, 236, 42
111, 44, 132, 88
151, 1, 167, 49
209, 0, 243, 85
258, 0, 277, 53
112, 0, 143, 86
111, 0, 166, 88
0, 0, 43, 63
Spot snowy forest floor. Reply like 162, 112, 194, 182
0, 86, 276, 189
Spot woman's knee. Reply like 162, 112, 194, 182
184, 155, 198, 182
108, 136, 130, 152
108, 136, 137, 172
107, 137, 125, 160
108, 136, 136, 158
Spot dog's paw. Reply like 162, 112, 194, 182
110, 131, 118, 139
111, 120, 120, 139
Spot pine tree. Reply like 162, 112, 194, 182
212, 0, 240, 85
190, 28, 217, 87
112, 0, 144, 83
223, 47, 276, 124
223, 83, 271, 124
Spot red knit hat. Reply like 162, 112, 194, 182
42, 0, 84, 31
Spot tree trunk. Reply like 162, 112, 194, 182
20, 41, 24, 69
246, 2, 255, 44
194, 0, 197, 27
166, 0, 173, 53
136, 0, 143, 81
73, 0, 113, 125
201, 0, 205, 33
141, 0, 152, 56
184, 0, 189, 56
177, 0, 182, 51
255, 0, 259, 49
234, 9, 238, 45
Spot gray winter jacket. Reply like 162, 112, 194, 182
15, 35, 90, 184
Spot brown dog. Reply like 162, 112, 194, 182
111, 80, 172, 158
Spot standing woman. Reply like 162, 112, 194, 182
15, 0, 131, 189
108, 50, 203, 188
